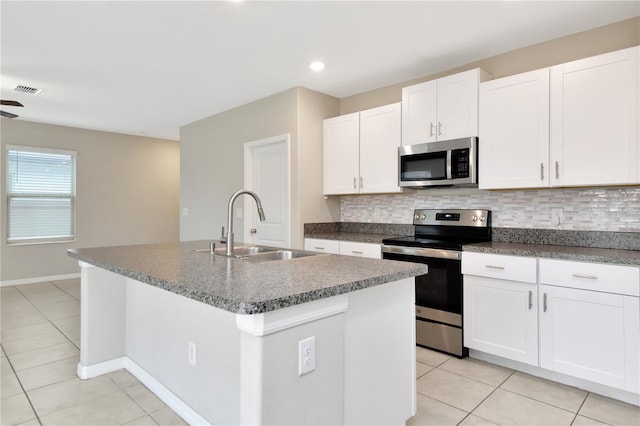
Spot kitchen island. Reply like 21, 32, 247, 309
67, 241, 427, 425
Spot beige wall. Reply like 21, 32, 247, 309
180, 87, 340, 248
0, 120, 180, 283
340, 17, 640, 114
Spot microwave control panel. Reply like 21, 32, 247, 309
451, 148, 470, 178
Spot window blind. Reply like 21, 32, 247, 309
6, 146, 77, 244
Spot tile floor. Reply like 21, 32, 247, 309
2, 279, 639, 425
1, 280, 186, 426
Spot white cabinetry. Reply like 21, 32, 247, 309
323, 103, 401, 195
339, 241, 381, 259
479, 69, 550, 189
402, 68, 491, 145
304, 238, 340, 255
539, 259, 640, 393
550, 47, 639, 186
479, 46, 639, 189
304, 238, 381, 259
462, 252, 538, 366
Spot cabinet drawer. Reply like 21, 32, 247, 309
304, 238, 340, 255
339, 241, 381, 259
462, 252, 537, 283
539, 259, 640, 296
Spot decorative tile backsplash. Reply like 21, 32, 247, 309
340, 187, 640, 232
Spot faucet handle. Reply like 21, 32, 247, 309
219, 226, 226, 243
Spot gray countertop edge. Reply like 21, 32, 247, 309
67, 248, 427, 315
463, 242, 640, 267
305, 232, 401, 244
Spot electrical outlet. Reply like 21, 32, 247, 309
551, 208, 564, 227
298, 336, 315, 376
188, 341, 196, 366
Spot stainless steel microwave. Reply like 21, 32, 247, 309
398, 137, 477, 188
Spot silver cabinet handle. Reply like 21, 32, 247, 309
540, 163, 544, 180
543, 293, 548, 312
351, 250, 364, 254
359, 176, 363, 189
429, 122, 435, 137
313, 247, 325, 250
572, 273, 598, 280
250, 228, 257, 234
353, 177, 357, 189
437, 121, 443, 136
528, 290, 533, 310
555, 161, 560, 179
485, 265, 505, 270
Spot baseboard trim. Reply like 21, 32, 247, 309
1, 273, 81, 287
77, 357, 210, 426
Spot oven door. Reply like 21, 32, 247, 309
381, 246, 462, 321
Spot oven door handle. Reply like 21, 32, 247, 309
382, 245, 460, 260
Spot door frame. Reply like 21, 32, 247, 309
243, 134, 291, 247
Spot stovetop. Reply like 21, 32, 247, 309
382, 209, 492, 250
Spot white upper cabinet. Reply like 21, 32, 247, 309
550, 46, 639, 186
479, 69, 550, 189
479, 46, 639, 189
323, 112, 360, 195
323, 103, 402, 195
402, 68, 491, 145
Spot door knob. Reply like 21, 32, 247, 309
250, 228, 257, 234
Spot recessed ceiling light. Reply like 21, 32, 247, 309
309, 61, 325, 72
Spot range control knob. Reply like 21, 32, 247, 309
420, 214, 426, 220
480, 216, 486, 222
472, 215, 478, 222
414, 214, 420, 220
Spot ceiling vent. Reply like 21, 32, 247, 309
14, 85, 43, 96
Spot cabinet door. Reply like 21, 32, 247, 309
401, 80, 437, 145
539, 285, 640, 393
550, 46, 639, 186
436, 69, 481, 141
339, 241, 381, 259
479, 69, 550, 189
359, 103, 402, 194
323, 112, 360, 195
304, 238, 340, 255
464, 275, 538, 366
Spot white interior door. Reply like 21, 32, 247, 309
243, 134, 290, 248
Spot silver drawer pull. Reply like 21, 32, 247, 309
543, 293, 548, 312
528, 290, 533, 310
313, 247, 325, 250
485, 265, 505, 270
572, 273, 598, 280
351, 251, 364, 254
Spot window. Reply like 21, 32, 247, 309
6, 145, 77, 244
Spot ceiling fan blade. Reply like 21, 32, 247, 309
1, 100, 24, 107
0, 110, 19, 119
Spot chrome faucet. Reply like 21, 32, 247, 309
225, 189, 266, 257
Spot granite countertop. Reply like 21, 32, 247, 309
306, 232, 401, 244
67, 240, 427, 315
464, 241, 640, 267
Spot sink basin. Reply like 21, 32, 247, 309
242, 250, 320, 263
196, 245, 277, 257
215, 246, 277, 257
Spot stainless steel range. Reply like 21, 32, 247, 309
382, 209, 491, 357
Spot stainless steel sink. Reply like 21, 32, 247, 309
216, 246, 276, 257
242, 250, 320, 263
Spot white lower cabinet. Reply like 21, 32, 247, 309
304, 238, 340, 255
539, 259, 640, 394
304, 238, 381, 259
462, 252, 538, 366
462, 253, 640, 395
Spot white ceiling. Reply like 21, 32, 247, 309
1, 1, 639, 141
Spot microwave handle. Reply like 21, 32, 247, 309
446, 150, 452, 180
